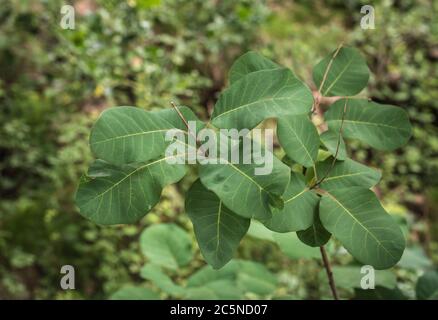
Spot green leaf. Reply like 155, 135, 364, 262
236, 261, 278, 296
247, 220, 275, 242
90, 106, 201, 165
186, 260, 277, 298
325, 99, 412, 151
297, 208, 331, 247
273, 232, 321, 259
326, 266, 397, 290
211, 68, 313, 130
398, 246, 432, 270
313, 47, 370, 97
110, 286, 159, 300
263, 172, 318, 233
140, 264, 185, 296
416, 270, 438, 300
185, 280, 242, 300
185, 179, 250, 269
315, 158, 381, 192
199, 136, 290, 220
277, 114, 320, 168
140, 224, 193, 271
320, 187, 406, 269
229, 51, 279, 84
187, 263, 239, 288
320, 130, 347, 161
75, 155, 187, 225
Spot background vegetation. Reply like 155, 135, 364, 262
0, 0, 436, 299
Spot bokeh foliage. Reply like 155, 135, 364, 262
0, 0, 436, 299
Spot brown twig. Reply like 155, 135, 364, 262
311, 97, 349, 189
311, 42, 344, 114
170, 101, 207, 157
320, 246, 339, 300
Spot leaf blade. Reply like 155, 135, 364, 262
325, 99, 412, 150
277, 114, 320, 168
212, 68, 313, 130
320, 187, 406, 269
185, 179, 250, 269
313, 47, 370, 97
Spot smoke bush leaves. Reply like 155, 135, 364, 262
76, 47, 412, 272
325, 99, 412, 150
313, 47, 370, 97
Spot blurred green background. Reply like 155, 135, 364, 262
0, 0, 437, 299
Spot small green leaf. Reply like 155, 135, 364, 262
320, 187, 406, 269
313, 47, 370, 97
297, 207, 331, 247
75, 155, 187, 225
140, 224, 193, 271
140, 264, 184, 296
325, 99, 412, 151
236, 261, 278, 296
110, 286, 159, 300
212, 68, 313, 130
185, 179, 250, 269
416, 270, 438, 300
315, 158, 381, 192
273, 232, 321, 259
229, 51, 279, 84
263, 172, 318, 233
320, 130, 347, 161
277, 114, 320, 168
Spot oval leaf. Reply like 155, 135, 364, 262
212, 68, 313, 130
90, 106, 200, 165
325, 99, 412, 151
320, 187, 406, 269
277, 114, 320, 168
229, 51, 279, 84
297, 207, 331, 247
75, 155, 187, 225
185, 179, 250, 269
199, 136, 290, 220
313, 47, 370, 97
320, 130, 347, 161
263, 172, 318, 232
315, 158, 381, 191
140, 224, 193, 270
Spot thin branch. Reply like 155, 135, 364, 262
320, 246, 339, 300
318, 42, 344, 94
171, 101, 190, 130
170, 101, 207, 157
311, 41, 344, 114
311, 97, 349, 189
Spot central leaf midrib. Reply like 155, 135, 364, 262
325, 191, 396, 259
